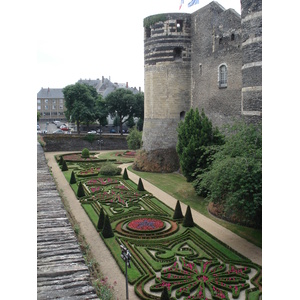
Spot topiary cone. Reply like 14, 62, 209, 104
97, 207, 105, 231
137, 178, 145, 191
160, 286, 170, 300
62, 160, 68, 171
173, 200, 184, 219
77, 181, 85, 198
102, 215, 114, 238
183, 205, 194, 227
70, 170, 76, 184
59, 156, 64, 165
123, 168, 129, 180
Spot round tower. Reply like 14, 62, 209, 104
138, 13, 192, 172
240, 0, 262, 122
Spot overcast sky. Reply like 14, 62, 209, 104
36, 0, 241, 92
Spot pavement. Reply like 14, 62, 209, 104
44, 150, 261, 300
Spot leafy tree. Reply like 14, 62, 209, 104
102, 215, 114, 238
63, 83, 98, 134
183, 205, 194, 227
194, 121, 262, 228
105, 88, 136, 135
176, 108, 224, 182
126, 126, 142, 150
133, 92, 144, 120
137, 178, 145, 191
126, 116, 136, 129
173, 200, 184, 220
77, 181, 85, 198
70, 171, 76, 184
160, 286, 170, 300
37, 112, 41, 121
123, 168, 129, 180
97, 207, 105, 231
94, 95, 108, 126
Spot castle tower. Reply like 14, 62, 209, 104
140, 13, 192, 171
240, 0, 262, 121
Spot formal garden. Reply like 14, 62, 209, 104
56, 148, 262, 300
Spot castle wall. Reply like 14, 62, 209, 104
190, 2, 243, 128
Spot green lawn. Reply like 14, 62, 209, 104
127, 166, 262, 248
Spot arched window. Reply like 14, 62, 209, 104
218, 64, 228, 88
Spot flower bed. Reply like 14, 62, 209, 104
62, 153, 100, 162
77, 167, 101, 177
128, 218, 165, 232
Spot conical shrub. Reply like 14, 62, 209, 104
173, 200, 184, 219
160, 286, 170, 300
102, 215, 114, 238
70, 171, 76, 184
97, 207, 105, 231
59, 156, 64, 165
137, 178, 145, 191
123, 168, 129, 180
62, 160, 68, 171
183, 205, 194, 227
77, 181, 85, 198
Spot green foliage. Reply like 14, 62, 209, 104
94, 96, 108, 126
137, 178, 145, 191
37, 111, 41, 121
70, 171, 76, 184
83, 134, 96, 144
82, 148, 90, 158
173, 200, 184, 220
97, 207, 105, 231
144, 14, 167, 28
102, 215, 114, 238
126, 126, 142, 150
62, 160, 68, 171
123, 168, 129, 180
126, 116, 136, 128
59, 156, 64, 165
99, 163, 122, 176
160, 286, 170, 300
77, 181, 85, 197
176, 108, 224, 182
183, 205, 194, 227
194, 121, 262, 228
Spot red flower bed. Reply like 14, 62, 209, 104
128, 218, 164, 232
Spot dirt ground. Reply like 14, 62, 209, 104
45, 150, 262, 300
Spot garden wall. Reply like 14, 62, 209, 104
42, 134, 128, 152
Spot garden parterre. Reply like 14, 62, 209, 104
57, 152, 262, 300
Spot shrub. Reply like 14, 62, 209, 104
137, 178, 145, 191
62, 160, 68, 171
77, 181, 85, 197
102, 215, 114, 238
97, 207, 105, 231
126, 126, 142, 150
173, 200, 184, 220
82, 148, 90, 158
123, 168, 129, 180
70, 171, 77, 184
59, 156, 64, 165
99, 163, 122, 176
183, 205, 194, 227
160, 287, 170, 300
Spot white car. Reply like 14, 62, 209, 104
87, 130, 97, 134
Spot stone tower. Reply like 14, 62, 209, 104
240, 0, 262, 121
140, 13, 192, 171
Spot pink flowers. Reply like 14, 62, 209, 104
128, 218, 164, 231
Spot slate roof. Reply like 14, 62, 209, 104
37, 88, 64, 99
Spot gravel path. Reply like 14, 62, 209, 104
45, 150, 261, 300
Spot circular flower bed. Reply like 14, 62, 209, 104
128, 218, 164, 232
77, 167, 101, 177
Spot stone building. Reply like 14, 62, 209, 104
139, 0, 262, 172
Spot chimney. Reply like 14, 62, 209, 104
126, 82, 128, 88
139, 87, 141, 93
102, 76, 104, 83
47, 87, 50, 93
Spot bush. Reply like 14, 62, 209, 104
137, 178, 145, 191
126, 126, 142, 150
82, 148, 90, 158
77, 181, 85, 197
70, 171, 76, 184
59, 156, 64, 165
62, 160, 68, 171
97, 207, 105, 231
183, 205, 194, 227
123, 168, 129, 180
99, 163, 122, 176
160, 286, 170, 300
173, 200, 184, 220
102, 215, 114, 238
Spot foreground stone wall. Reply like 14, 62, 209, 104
42, 134, 128, 152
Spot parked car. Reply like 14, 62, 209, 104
110, 129, 116, 133
87, 130, 97, 134
37, 124, 40, 130
60, 125, 69, 131
53, 129, 65, 134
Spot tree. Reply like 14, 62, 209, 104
183, 205, 194, 227
62, 160, 68, 171
37, 112, 41, 122
77, 181, 85, 198
160, 286, 170, 300
126, 126, 142, 150
70, 171, 76, 184
193, 121, 262, 228
63, 83, 98, 134
94, 95, 108, 127
173, 200, 184, 220
123, 168, 129, 180
105, 88, 136, 135
176, 108, 224, 182
102, 215, 114, 238
97, 207, 105, 231
137, 178, 145, 191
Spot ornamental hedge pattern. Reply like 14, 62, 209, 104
58, 151, 262, 300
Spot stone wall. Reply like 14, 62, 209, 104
42, 134, 128, 152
